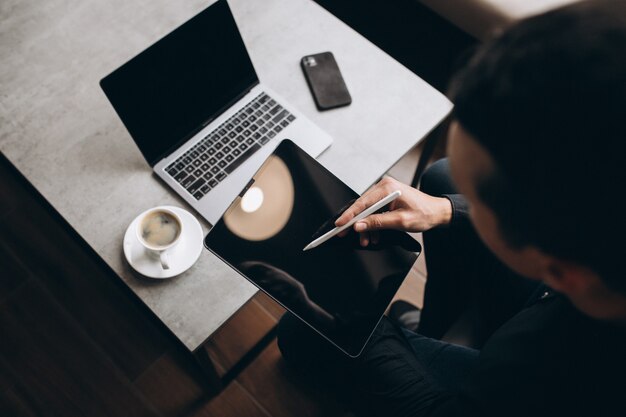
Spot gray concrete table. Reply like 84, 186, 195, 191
0, 0, 452, 353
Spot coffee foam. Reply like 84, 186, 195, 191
140, 211, 180, 248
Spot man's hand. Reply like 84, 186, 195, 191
334, 177, 453, 246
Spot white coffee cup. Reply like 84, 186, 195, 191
136, 207, 183, 270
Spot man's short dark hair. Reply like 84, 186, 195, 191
449, 0, 626, 293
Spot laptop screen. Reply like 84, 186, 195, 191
204, 140, 420, 357
100, 0, 257, 166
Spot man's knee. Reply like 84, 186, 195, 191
420, 158, 457, 196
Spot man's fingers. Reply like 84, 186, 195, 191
353, 212, 405, 232
335, 186, 391, 227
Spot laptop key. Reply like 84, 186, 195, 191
211, 166, 219, 174
215, 142, 223, 150
281, 120, 289, 127
221, 136, 229, 144
183, 156, 192, 164
225, 143, 261, 174
274, 125, 283, 133
216, 171, 227, 181
250, 125, 258, 131
209, 157, 217, 165
223, 146, 231, 153
185, 165, 194, 173
193, 159, 202, 167
226, 155, 234, 162
273, 109, 288, 123
200, 184, 210, 193
193, 191, 204, 200
287, 114, 296, 122
216, 151, 224, 159
208, 178, 219, 188
229, 140, 237, 148
174, 171, 187, 182
245, 138, 254, 145
268, 131, 276, 138
194, 169, 202, 177
228, 131, 236, 139
201, 163, 209, 171
260, 136, 270, 145
255, 119, 263, 126
203, 172, 213, 181
188, 178, 205, 194
243, 130, 251, 137
208, 148, 216, 155
238, 144, 247, 151
233, 149, 241, 156
182, 175, 196, 188
253, 132, 261, 140
269, 105, 282, 115
218, 160, 226, 168
200, 154, 208, 161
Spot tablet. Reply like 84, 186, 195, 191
204, 140, 420, 357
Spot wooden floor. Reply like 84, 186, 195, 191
0, 1, 474, 416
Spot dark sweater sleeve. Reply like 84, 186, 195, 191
442, 194, 470, 226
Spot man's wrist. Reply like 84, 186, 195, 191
434, 196, 453, 226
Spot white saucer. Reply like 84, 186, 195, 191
123, 206, 204, 279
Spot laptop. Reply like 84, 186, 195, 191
205, 140, 420, 357
100, 0, 332, 225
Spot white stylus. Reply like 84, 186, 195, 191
302, 190, 402, 251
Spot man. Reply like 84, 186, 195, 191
277, 1, 626, 416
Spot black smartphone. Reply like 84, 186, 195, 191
301, 52, 351, 111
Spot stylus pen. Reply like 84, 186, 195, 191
302, 190, 402, 251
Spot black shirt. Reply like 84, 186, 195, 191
428, 195, 626, 416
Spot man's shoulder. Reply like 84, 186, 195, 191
465, 294, 626, 416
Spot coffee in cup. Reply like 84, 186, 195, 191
136, 207, 183, 269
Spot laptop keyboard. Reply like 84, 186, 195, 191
164, 92, 296, 200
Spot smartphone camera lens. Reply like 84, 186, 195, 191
303, 56, 317, 67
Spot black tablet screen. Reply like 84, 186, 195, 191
204, 140, 419, 356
